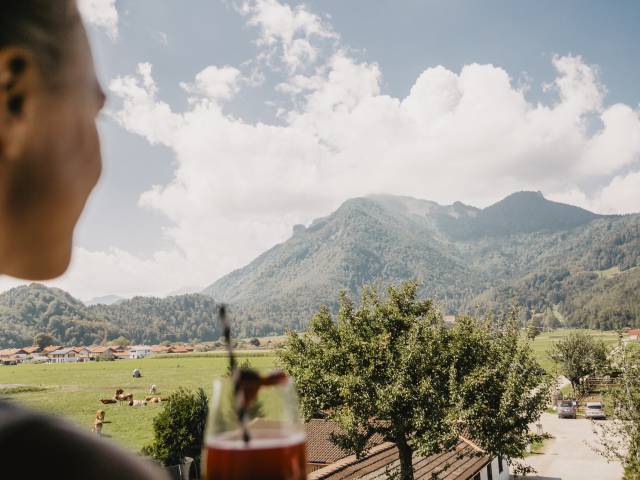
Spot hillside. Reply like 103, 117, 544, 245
204, 192, 640, 331
0, 285, 224, 348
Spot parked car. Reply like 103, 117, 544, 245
585, 401, 606, 420
558, 399, 577, 419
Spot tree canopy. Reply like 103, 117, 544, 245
279, 282, 549, 480
548, 331, 608, 396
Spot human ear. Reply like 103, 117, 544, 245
0, 48, 40, 162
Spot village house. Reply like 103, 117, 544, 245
72, 347, 92, 362
0, 348, 28, 365
42, 345, 62, 355
627, 329, 640, 341
22, 346, 41, 355
128, 345, 152, 359
88, 346, 115, 360
48, 347, 79, 364
151, 345, 171, 354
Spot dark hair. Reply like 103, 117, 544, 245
0, 1, 79, 77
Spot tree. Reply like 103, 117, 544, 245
108, 336, 131, 347
33, 332, 55, 349
279, 282, 549, 480
527, 321, 541, 340
593, 341, 640, 478
142, 387, 208, 466
548, 331, 608, 397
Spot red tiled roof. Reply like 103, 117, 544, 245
89, 346, 111, 353
628, 329, 640, 336
308, 438, 491, 480
0, 348, 27, 356
305, 419, 384, 465
43, 346, 62, 353
22, 346, 40, 354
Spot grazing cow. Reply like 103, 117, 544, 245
149, 384, 157, 394
99, 398, 117, 405
128, 399, 147, 407
91, 410, 105, 435
114, 388, 133, 405
145, 396, 161, 403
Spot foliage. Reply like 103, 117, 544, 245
548, 331, 608, 396
279, 282, 549, 480
0, 285, 225, 347
108, 336, 131, 347
142, 387, 209, 466
33, 332, 55, 349
593, 342, 640, 479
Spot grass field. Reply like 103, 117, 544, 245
0, 329, 624, 453
529, 329, 620, 373
0, 354, 277, 452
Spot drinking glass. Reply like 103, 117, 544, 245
201, 376, 306, 480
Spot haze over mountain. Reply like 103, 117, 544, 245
84, 295, 124, 306
203, 191, 639, 331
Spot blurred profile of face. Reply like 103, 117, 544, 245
0, 10, 104, 280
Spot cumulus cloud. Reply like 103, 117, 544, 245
77, 0, 119, 40
31, 0, 640, 299
180, 66, 242, 102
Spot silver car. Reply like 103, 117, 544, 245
585, 401, 606, 420
558, 400, 577, 419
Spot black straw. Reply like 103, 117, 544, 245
218, 304, 251, 444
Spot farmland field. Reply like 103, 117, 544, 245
0, 329, 625, 453
0, 353, 277, 452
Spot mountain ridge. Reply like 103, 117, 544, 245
203, 191, 638, 331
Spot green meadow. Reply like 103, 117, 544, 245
0, 329, 624, 453
0, 354, 278, 452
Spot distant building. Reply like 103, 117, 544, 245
0, 348, 28, 364
628, 329, 640, 341
72, 347, 92, 362
443, 315, 456, 325
48, 348, 79, 364
43, 345, 63, 355
22, 346, 41, 355
129, 345, 152, 359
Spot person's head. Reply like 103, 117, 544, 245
0, 0, 104, 280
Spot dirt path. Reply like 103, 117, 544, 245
519, 413, 623, 480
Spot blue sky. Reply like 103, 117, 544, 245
4, 0, 638, 300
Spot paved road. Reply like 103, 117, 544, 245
519, 413, 623, 480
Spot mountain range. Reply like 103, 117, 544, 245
0, 191, 638, 347
203, 191, 639, 331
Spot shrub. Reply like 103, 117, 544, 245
142, 387, 209, 466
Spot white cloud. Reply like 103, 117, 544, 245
77, 0, 119, 40
240, 0, 338, 72
26, 0, 640, 299
180, 66, 242, 102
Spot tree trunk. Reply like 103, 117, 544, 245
395, 433, 414, 480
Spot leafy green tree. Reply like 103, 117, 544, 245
33, 332, 55, 349
142, 387, 208, 466
279, 282, 549, 480
548, 331, 608, 396
593, 341, 640, 478
527, 321, 541, 340
108, 336, 131, 347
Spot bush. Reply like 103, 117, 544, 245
142, 387, 208, 466
249, 337, 260, 347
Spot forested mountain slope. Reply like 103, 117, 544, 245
204, 192, 640, 331
0, 285, 223, 348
